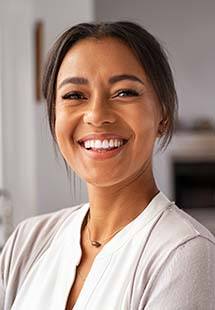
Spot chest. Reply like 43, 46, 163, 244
64, 246, 147, 310
11, 235, 152, 310
65, 256, 94, 310
66, 276, 82, 310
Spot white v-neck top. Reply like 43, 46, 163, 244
1, 192, 215, 310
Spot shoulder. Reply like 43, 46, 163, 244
154, 205, 215, 271
15, 204, 83, 243
8, 204, 84, 256
139, 200, 215, 308
142, 235, 215, 309
161, 204, 215, 270
0, 204, 86, 288
141, 197, 215, 276
150, 198, 215, 250
160, 203, 215, 246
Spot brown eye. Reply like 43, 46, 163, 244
114, 89, 139, 98
62, 91, 87, 100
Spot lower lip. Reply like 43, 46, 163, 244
79, 144, 127, 160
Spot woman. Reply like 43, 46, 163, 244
0, 21, 215, 310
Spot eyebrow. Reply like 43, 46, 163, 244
109, 74, 144, 85
58, 74, 144, 89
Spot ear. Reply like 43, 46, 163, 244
157, 118, 168, 137
157, 103, 169, 137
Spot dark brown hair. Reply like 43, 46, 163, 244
42, 21, 178, 149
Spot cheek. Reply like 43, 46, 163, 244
128, 109, 160, 159
55, 113, 74, 152
129, 108, 160, 137
55, 117, 65, 146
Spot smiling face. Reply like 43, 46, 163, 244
55, 37, 162, 187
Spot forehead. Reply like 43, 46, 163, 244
57, 37, 147, 83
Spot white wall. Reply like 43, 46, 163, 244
0, 8, 4, 189
95, 0, 215, 197
33, 0, 94, 216
0, 0, 37, 226
34, 0, 94, 52
1, 0, 94, 227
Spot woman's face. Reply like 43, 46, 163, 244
55, 37, 162, 187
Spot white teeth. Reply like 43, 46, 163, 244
95, 140, 102, 148
82, 138, 125, 150
84, 140, 91, 149
90, 140, 95, 148
109, 139, 114, 147
102, 140, 109, 149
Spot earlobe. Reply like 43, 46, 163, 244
157, 119, 168, 137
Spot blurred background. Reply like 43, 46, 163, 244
0, 0, 215, 247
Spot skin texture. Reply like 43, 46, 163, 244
55, 36, 163, 241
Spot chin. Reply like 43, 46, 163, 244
82, 172, 127, 188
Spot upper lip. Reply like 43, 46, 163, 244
77, 133, 129, 143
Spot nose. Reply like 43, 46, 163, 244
83, 95, 116, 127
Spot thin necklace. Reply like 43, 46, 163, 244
86, 211, 127, 247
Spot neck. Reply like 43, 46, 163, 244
86, 168, 159, 242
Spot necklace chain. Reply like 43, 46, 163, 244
86, 211, 126, 247
76, 212, 127, 286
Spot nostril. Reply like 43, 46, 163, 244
83, 111, 116, 126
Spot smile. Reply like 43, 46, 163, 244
79, 138, 128, 152
77, 134, 129, 159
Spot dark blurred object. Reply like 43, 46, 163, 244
34, 20, 44, 102
175, 118, 215, 132
173, 161, 215, 209
192, 118, 215, 131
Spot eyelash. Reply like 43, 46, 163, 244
61, 89, 140, 100
62, 92, 86, 100
113, 89, 139, 98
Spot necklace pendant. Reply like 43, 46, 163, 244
91, 240, 101, 247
